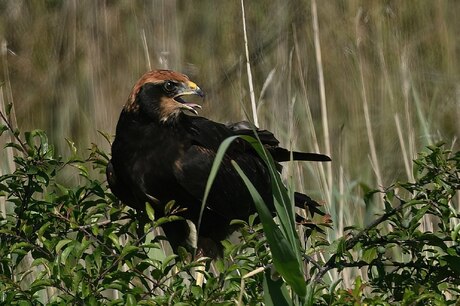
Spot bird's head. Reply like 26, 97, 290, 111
124, 70, 204, 123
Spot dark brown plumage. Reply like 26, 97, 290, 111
107, 69, 330, 257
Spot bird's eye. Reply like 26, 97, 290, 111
163, 81, 176, 93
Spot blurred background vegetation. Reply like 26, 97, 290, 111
1, 1, 459, 236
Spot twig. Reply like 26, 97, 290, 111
0, 41, 27, 154
0, 108, 28, 153
313, 197, 406, 283
303, 253, 323, 272
74, 220, 111, 230
238, 265, 270, 306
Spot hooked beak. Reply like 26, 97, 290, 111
174, 81, 205, 115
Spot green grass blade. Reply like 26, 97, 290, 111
262, 270, 293, 306
198, 136, 240, 239
232, 160, 306, 297
237, 135, 302, 257
200, 135, 306, 297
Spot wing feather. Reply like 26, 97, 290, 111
173, 144, 272, 221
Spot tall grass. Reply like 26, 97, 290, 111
1, 0, 459, 289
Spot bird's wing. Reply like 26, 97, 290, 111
173, 144, 272, 221
173, 117, 273, 221
107, 160, 137, 206
226, 121, 280, 146
175, 116, 327, 220
226, 121, 331, 162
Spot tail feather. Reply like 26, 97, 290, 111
226, 121, 332, 163
272, 147, 331, 162
294, 191, 324, 216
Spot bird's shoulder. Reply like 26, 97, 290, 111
182, 116, 238, 151
183, 116, 280, 153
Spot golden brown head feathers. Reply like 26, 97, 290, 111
124, 70, 192, 112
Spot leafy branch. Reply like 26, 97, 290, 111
0, 107, 28, 153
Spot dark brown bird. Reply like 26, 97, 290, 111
107, 69, 330, 257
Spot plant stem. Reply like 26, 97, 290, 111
240, 0, 258, 127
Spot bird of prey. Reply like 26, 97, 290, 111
107, 69, 330, 257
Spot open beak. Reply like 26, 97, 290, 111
174, 81, 205, 115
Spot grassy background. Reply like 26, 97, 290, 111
1, 1, 459, 245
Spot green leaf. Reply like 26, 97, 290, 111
451, 223, 460, 242
239, 135, 305, 264
232, 160, 306, 298
11, 242, 34, 253
164, 200, 176, 215
30, 279, 53, 294
198, 136, 240, 235
55, 239, 74, 253
5, 142, 24, 152
200, 134, 306, 297
362, 247, 378, 264
31, 258, 50, 269
419, 232, 447, 251
155, 215, 184, 227
126, 294, 137, 306
443, 255, 460, 274
60, 242, 76, 264
74, 163, 89, 178
65, 138, 78, 157
177, 246, 189, 261
0, 124, 8, 136
121, 245, 140, 259
262, 270, 292, 306
24, 131, 34, 149
6, 102, 13, 115
37, 221, 52, 241
108, 232, 121, 250
145, 202, 155, 221
190, 285, 203, 298
161, 254, 178, 272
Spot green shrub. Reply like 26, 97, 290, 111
311, 144, 460, 305
1, 115, 459, 304
0, 119, 291, 304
